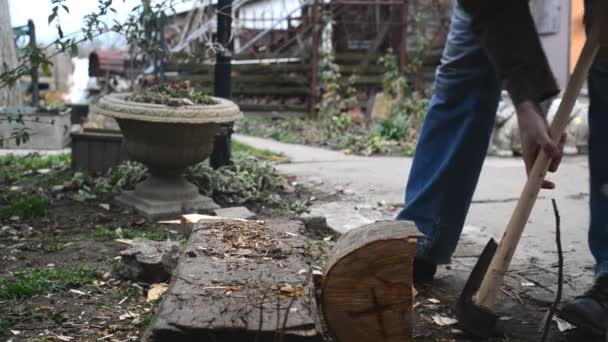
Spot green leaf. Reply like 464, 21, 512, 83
57, 25, 63, 39
48, 12, 57, 24
62, 5, 69, 13
70, 44, 79, 57
41, 63, 52, 77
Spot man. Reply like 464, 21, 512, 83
397, 0, 607, 336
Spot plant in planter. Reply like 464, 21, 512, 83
91, 84, 242, 219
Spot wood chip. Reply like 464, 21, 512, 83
69, 289, 87, 296
431, 315, 458, 326
147, 283, 169, 302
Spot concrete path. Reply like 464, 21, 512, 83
235, 134, 596, 294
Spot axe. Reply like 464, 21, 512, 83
455, 2, 608, 337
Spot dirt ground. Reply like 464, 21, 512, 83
0, 154, 603, 342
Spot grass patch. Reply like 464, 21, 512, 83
0, 153, 70, 183
92, 226, 170, 241
0, 266, 95, 299
232, 141, 287, 160
137, 309, 155, 327
0, 309, 11, 333
41, 240, 66, 253
0, 194, 48, 219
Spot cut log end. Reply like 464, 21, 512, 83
321, 221, 420, 342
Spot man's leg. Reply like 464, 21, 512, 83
588, 31, 608, 281
559, 1, 608, 334
397, 2, 501, 269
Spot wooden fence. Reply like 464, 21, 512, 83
165, 51, 440, 113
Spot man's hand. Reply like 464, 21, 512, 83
515, 100, 566, 189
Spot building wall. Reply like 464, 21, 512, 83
535, 0, 572, 89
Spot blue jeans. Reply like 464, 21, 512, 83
397, 2, 608, 277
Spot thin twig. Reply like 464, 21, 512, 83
540, 199, 563, 342
278, 296, 297, 342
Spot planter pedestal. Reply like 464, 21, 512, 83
92, 93, 242, 220
117, 173, 219, 220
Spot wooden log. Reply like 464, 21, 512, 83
321, 221, 421, 342
143, 219, 321, 342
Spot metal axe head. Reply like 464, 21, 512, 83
455, 238, 500, 338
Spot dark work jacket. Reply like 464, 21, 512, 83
458, 0, 561, 104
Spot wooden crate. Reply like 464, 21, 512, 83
71, 129, 128, 175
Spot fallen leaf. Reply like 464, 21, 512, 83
553, 317, 576, 332
431, 315, 458, 326
323, 236, 332, 241
521, 282, 535, 287
55, 335, 74, 341
115, 239, 134, 245
147, 283, 169, 302
99, 203, 110, 211
280, 284, 302, 298
10, 330, 21, 335
428, 298, 440, 304
69, 289, 86, 296
119, 311, 139, 320
35, 306, 51, 311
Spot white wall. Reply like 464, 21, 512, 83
537, 0, 572, 89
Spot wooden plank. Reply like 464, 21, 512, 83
321, 221, 420, 342
166, 63, 311, 74
144, 219, 321, 342
238, 103, 308, 113
167, 73, 309, 85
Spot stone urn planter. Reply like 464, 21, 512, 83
91, 93, 242, 219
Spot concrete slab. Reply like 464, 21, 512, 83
0, 108, 71, 149
233, 135, 596, 290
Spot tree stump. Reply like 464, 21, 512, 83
321, 221, 421, 342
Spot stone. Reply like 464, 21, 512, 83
143, 219, 321, 341
116, 239, 183, 284
213, 206, 256, 220
116, 175, 219, 220
370, 92, 392, 121
347, 106, 366, 124
298, 216, 329, 233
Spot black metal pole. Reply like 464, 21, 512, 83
27, 20, 39, 106
210, 0, 233, 169
158, 15, 166, 84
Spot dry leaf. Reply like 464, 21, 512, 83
119, 311, 139, 320
115, 239, 134, 245
428, 298, 440, 304
432, 315, 458, 326
553, 317, 576, 332
69, 289, 86, 296
147, 283, 169, 302
55, 335, 74, 341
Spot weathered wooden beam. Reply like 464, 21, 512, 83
143, 219, 321, 342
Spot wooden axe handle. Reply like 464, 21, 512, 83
475, 26, 601, 308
